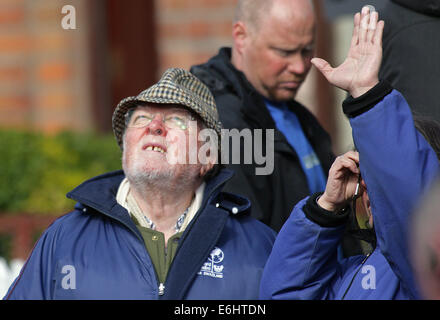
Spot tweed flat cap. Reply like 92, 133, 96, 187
112, 68, 223, 149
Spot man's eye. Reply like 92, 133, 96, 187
302, 47, 314, 57
167, 115, 185, 124
165, 115, 189, 129
276, 49, 290, 57
133, 115, 151, 124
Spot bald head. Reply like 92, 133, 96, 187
234, 0, 273, 31
234, 0, 315, 33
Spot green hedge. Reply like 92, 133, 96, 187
0, 129, 122, 216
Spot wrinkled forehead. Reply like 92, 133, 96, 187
262, 12, 315, 39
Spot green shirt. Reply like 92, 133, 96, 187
133, 217, 182, 284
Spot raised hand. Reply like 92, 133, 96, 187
312, 6, 385, 98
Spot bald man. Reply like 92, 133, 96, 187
191, 0, 335, 232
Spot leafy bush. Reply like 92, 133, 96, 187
0, 129, 122, 216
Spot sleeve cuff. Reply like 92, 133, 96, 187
303, 193, 350, 228
342, 80, 393, 118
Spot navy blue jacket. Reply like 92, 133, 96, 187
5, 169, 276, 300
260, 85, 440, 300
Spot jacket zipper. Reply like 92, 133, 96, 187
341, 252, 371, 300
158, 283, 165, 296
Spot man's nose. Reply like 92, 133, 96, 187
286, 54, 310, 75
145, 115, 167, 136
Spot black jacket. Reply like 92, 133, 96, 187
379, 0, 440, 122
191, 48, 334, 232
391, 0, 440, 16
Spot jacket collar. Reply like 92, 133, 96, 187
66, 168, 245, 222
209, 48, 276, 129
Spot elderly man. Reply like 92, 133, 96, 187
191, 0, 334, 232
4, 68, 276, 300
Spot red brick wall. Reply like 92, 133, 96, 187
156, 0, 237, 74
0, 0, 92, 133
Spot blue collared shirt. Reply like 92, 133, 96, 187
265, 99, 327, 194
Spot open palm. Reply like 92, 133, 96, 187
312, 8, 385, 98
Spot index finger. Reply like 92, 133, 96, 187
350, 12, 361, 48
343, 150, 360, 163
334, 154, 360, 175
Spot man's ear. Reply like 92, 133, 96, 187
232, 21, 248, 54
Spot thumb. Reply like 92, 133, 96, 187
311, 57, 333, 80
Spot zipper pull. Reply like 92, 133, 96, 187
158, 283, 165, 296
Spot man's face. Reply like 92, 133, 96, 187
122, 104, 208, 186
240, 5, 315, 101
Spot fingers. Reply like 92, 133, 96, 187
336, 151, 359, 168
359, 6, 370, 43
333, 154, 359, 176
330, 151, 360, 179
357, 6, 384, 45
366, 11, 378, 43
374, 20, 385, 46
343, 150, 360, 163
350, 12, 360, 48
311, 57, 333, 79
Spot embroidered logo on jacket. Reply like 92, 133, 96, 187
198, 247, 224, 279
